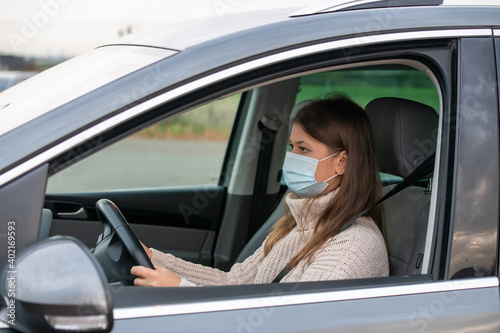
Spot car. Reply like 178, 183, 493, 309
1, 0, 500, 331
0, 71, 37, 92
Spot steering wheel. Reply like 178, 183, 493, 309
93, 198, 154, 285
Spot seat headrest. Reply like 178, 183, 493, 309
289, 100, 313, 132
365, 97, 438, 178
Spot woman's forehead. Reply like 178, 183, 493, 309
290, 123, 320, 144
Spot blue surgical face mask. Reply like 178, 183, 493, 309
283, 151, 339, 197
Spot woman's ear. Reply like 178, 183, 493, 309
336, 151, 348, 175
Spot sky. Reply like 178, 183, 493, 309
0, 0, 312, 58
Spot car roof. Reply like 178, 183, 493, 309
101, 2, 500, 53
103, 7, 298, 51
290, 0, 498, 16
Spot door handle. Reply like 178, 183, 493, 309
57, 207, 88, 219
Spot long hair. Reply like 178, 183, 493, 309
264, 95, 384, 269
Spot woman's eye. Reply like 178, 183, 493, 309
299, 147, 308, 153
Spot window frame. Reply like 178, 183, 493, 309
42, 40, 453, 279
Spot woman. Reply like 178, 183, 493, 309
132, 95, 389, 287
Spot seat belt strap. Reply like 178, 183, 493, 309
272, 266, 290, 283
247, 119, 278, 241
338, 152, 435, 233
272, 153, 435, 283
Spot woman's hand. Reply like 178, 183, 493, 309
140, 242, 153, 259
131, 266, 181, 287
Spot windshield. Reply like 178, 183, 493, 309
0, 46, 177, 137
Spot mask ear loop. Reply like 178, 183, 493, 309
318, 152, 340, 183
318, 152, 339, 162
322, 173, 339, 183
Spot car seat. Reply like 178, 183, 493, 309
365, 97, 438, 275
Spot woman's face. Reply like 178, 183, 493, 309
289, 123, 346, 193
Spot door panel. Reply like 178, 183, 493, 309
111, 278, 500, 332
45, 185, 225, 265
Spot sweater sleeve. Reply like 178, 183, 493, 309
150, 241, 267, 286
296, 220, 389, 282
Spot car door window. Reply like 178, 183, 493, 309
46, 94, 240, 193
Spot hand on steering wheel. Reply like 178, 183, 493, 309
93, 199, 154, 285
131, 265, 181, 287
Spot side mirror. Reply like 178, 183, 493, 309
0, 236, 113, 332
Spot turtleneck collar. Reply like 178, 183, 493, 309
285, 188, 339, 231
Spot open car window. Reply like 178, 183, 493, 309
46, 95, 240, 193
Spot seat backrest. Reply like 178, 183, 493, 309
365, 97, 438, 276
382, 185, 431, 275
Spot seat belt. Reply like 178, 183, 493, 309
272, 153, 435, 283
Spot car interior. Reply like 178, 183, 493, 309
41, 58, 442, 286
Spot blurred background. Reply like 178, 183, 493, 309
0, 0, 308, 85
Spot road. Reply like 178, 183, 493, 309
46, 138, 228, 193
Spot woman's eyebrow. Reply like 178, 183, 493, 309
293, 140, 310, 146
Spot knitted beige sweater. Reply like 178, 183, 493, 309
151, 189, 389, 286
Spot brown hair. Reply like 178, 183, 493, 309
264, 95, 384, 269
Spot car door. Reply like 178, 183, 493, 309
109, 277, 500, 332
106, 35, 500, 333
104, 32, 499, 332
